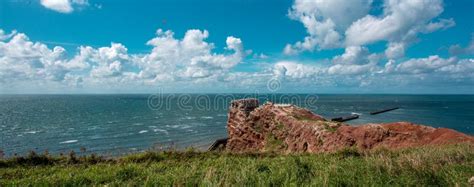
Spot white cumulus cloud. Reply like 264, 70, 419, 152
393, 55, 457, 74
345, 0, 454, 59
385, 42, 406, 59
0, 28, 247, 92
285, 0, 454, 59
284, 0, 372, 54
449, 34, 474, 56
333, 46, 372, 65
40, 0, 89, 13
136, 29, 245, 82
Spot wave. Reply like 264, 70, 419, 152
153, 128, 169, 135
139, 130, 148, 134
60, 140, 78, 144
182, 116, 197, 120
166, 124, 192, 129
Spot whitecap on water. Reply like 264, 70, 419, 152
90, 134, 102, 139
139, 130, 148, 134
88, 126, 99, 130
201, 116, 214, 119
166, 124, 192, 129
153, 129, 169, 134
60, 140, 78, 144
166, 125, 178, 128
24, 131, 38, 134
351, 112, 362, 116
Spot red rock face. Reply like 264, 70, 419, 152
226, 99, 474, 153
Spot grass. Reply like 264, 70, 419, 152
292, 113, 340, 132
322, 121, 340, 132
293, 114, 318, 122
265, 133, 287, 151
0, 144, 473, 186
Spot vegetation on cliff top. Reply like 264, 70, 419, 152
1, 144, 473, 186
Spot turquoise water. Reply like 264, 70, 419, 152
1, 94, 473, 156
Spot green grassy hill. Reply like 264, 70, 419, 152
1, 144, 473, 186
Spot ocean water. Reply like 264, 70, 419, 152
1, 94, 473, 156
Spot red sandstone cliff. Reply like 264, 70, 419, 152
226, 98, 474, 153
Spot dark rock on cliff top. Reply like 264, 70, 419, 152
226, 98, 474, 153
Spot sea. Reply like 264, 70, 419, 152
1, 94, 473, 157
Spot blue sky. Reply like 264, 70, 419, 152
0, 0, 473, 94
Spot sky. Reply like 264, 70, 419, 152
0, 0, 473, 94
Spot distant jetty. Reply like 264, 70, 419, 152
331, 114, 359, 122
370, 107, 400, 115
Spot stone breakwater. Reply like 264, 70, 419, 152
226, 98, 474, 153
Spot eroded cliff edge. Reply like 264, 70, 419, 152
226, 98, 474, 153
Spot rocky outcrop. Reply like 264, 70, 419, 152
226, 98, 474, 153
